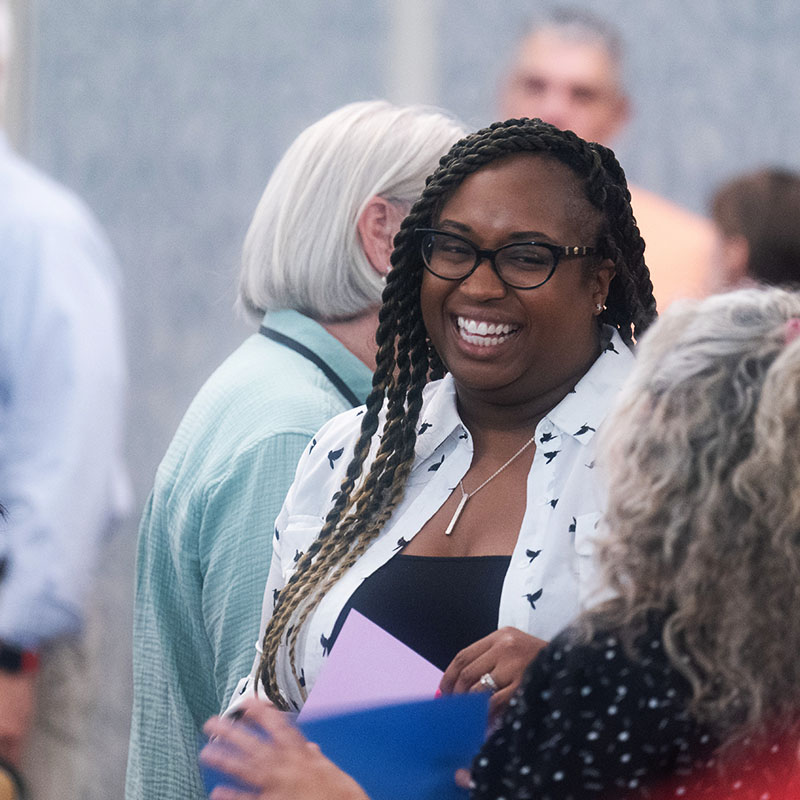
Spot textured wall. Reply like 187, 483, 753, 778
20, 1, 800, 796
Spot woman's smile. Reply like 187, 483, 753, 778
455, 315, 521, 348
421, 153, 613, 401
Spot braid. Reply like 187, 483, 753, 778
258, 117, 658, 709
589, 143, 657, 342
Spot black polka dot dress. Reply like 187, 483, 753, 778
470, 614, 799, 799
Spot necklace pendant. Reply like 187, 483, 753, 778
445, 492, 469, 536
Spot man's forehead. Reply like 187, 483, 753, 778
515, 30, 622, 92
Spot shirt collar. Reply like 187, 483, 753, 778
547, 327, 634, 446
412, 326, 634, 460
260, 309, 374, 405
413, 374, 465, 463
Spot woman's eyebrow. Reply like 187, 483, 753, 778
437, 219, 472, 233
437, 219, 552, 242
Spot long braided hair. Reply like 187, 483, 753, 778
258, 117, 657, 709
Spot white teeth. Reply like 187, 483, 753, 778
457, 316, 515, 337
456, 316, 516, 346
461, 333, 508, 347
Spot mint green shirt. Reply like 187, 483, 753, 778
125, 310, 372, 800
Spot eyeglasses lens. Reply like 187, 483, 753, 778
421, 232, 555, 289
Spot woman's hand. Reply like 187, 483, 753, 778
439, 627, 547, 718
201, 697, 369, 800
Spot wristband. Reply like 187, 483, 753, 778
0, 641, 40, 674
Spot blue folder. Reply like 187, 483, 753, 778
201, 692, 489, 800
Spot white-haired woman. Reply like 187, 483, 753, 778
128, 101, 465, 800
202, 286, 800, 799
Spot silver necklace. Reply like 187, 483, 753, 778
444, 433, 537, 535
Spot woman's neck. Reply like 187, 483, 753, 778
454, 345, 599, 439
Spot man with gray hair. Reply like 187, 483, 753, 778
499, 7, 715, 309
0, 2, 129, 797
126, 100, 464, 800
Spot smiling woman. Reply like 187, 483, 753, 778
419, 155, 614, 402
231, 117, 657, 720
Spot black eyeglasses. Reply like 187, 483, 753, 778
417, 228, 597, 290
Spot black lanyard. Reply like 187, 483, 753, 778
259, 326, 362, 408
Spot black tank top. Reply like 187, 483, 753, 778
327, 554, 511, 671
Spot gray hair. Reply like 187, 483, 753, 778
594, 286, 800, 749
518, 6, 625, 84
237, 101, 465, 323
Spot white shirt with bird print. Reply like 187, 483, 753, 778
232, 326, 635, 712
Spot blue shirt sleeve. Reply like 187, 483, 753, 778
0, 175, 129, 648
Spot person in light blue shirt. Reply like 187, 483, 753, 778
125, 100, 465, 800
0, 5, 130, 792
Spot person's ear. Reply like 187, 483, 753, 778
591, 259, 616, 315
357, 196, 407, 277
601, 91, 630, 143
718, 233, 751, 288
614, 93, 631, 131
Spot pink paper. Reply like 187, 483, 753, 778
298, 610, 443, 721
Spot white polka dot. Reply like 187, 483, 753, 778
620, 753, 631, 763
648, 697, 659, 708
733, 780, 743, 789
770, 744, 779, 753
478, 757, 488, 767
551, 710, 561, 720
605, 649, 615, 660
628, 779, 639, 788
607, 705, 618, 715
618, 730, 630, 741
675, 787, 686, 796
587, 731, 599, 741
581, 686, 592, 696
512, 720, 522, 730
553, 771, 564, 781
520, 765, 531, 775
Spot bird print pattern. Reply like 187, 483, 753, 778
428, 453, 445, 472
524, 588, 544, 609
260, 328, 636, 711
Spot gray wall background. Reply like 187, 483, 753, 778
10, 1, 800, 796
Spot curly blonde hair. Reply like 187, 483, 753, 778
592, 286, 800, 748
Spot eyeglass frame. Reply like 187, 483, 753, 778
416, 227, 599, 290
